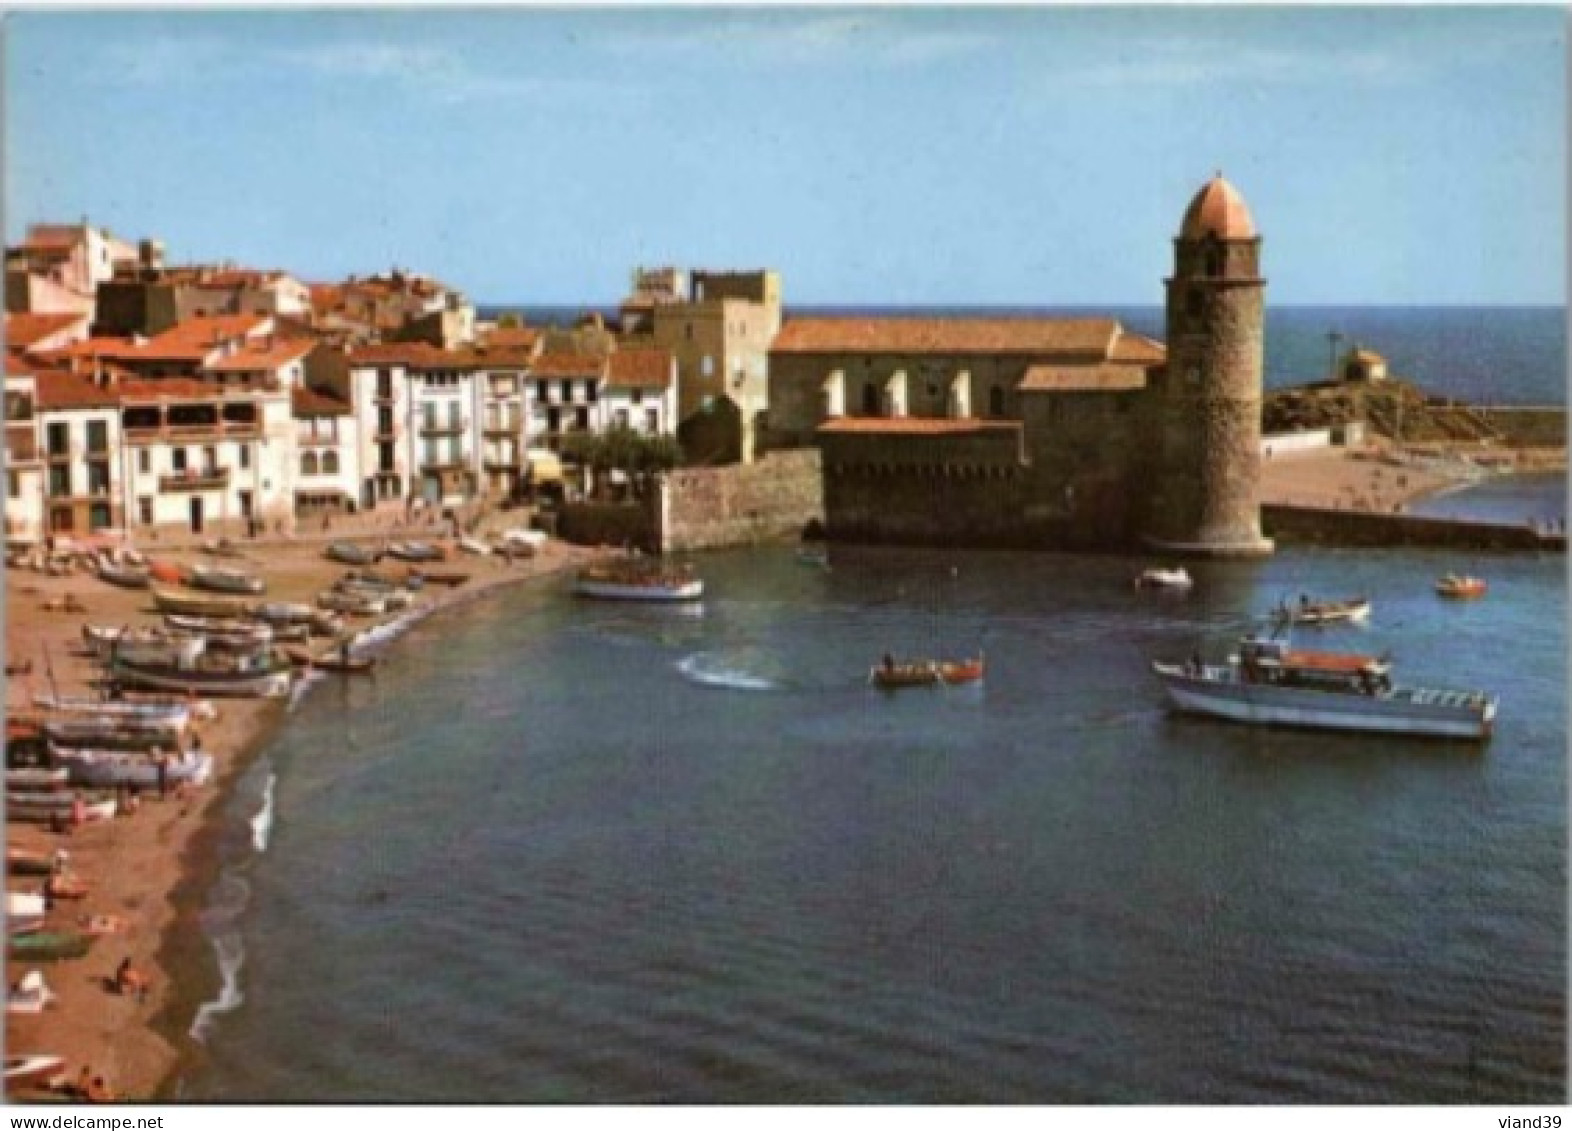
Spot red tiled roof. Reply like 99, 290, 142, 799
20, 225, 82, 251
771, 318, 1119, 356
1109, 331, 1165, 364
530, 352, 605, 379
205, 339, 315, 373
606, 349, 673, 391
5, 312, 89, 351
33, 369, 118, 410
292, 387, 353, 416
342, 342, 449, 368
817, 417, 1023, 435
480, 326, 541, 351
1018, 364, 1148, 393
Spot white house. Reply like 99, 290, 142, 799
4, 373, 45, 545
600, 348, 677, 435
292, 386, 360, 518
33, 368, 124, 538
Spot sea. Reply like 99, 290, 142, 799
180, 307, 1567, 1104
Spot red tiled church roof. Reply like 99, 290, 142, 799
771, 317, 1120, 356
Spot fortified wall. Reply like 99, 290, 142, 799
657, 449, 823, 552
1262, 505, 1561, 550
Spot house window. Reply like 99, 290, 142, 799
89, 502, 111, 531
701, 356, 714, 378
323, 451, 340, 475
203, 446, 218, 473
301, 452, 319, 475
49, 506, 73, 532
632, 389, 644, 406
138, 449, 151, 474
646, 408, 659, 433
46, 423, 67, 457
172, 448, 188, 472
239, 444, 251, 470
138, 497, 153, 525
6, 471, 18, 499
48, 466, 70, 497
86, 421, 108, 453
536, 380, 548, 400
559, 379, 571, 403
615, 409, 629, 429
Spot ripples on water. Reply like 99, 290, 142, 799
187, 536, 1566, 1103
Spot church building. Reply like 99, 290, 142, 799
764, 174, 1273, 555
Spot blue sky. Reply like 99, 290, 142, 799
4, 6, 1565, 306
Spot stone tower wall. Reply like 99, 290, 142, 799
1145, 235, 1269, 553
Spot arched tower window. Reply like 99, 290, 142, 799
1204, 242, 1224, 278
861, 382, 880, 415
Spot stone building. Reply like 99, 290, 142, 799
766, 174, 1271, 554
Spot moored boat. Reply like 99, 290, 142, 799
5, 767, 69, 791
317, 589, 387, 616
42, 715, 185, 749
574, 558, 704, 602
457, 536, 492, 556
96, 561, 150, 589
1275, 595, 1372, 626
1151, 633, 1498, 740
151, 586, 252, 618
31, 693, 192, 728
164, 613, 275, 643
1436, 574, 1488, 599
48, 746, 214, 790
324, 541, 379, 566
189, 563, 265, 595
4, 1053, 66, 1088
108, 643, 292, 699
1135, 567, 1193, 590
5, 848, 63, 876
6, 971, 56, 1015
870, 654, 986, 689
7, 931, 94, 962
6, 892, 46, 918
385, 540, 445, 562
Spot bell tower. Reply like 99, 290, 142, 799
1143, 173, 1274, 556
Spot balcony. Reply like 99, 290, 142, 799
420, 458, 472, 473
482, 422, 518, 437
373, 425, 401, 441
160, 467, 231, 492
126, 422, 260, 442
418, 422, 465, 437
483, 456, 520, 471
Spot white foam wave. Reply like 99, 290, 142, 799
250, 772, 276, 854
676, 653, 778, 692
287, 669, 324, 712
189, 871, 250, 1044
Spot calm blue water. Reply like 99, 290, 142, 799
487, 305, 1568, 407
185, 536, 1565, 1103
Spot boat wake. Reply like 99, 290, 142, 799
676, 653, 779, 692
286, 670, 324, 712
250, 772, 276, 854
189, 871, 248, 1043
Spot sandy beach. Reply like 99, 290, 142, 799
1258, 442, 1565, 512
4, 516, 602, 1102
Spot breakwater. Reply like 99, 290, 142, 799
1264, 504, 1564, 551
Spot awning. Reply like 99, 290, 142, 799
526, 451, 563, 483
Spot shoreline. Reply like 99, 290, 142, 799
4, 522, 604, 1103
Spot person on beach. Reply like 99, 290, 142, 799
85, 1075, 115, 1103
115, 957, 148, 1002
155, 752, 169, 800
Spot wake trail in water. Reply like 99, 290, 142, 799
676, 653, 779, 692
250, 772, 276, 854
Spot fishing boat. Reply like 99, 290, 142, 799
31, 694, 192, 728
5, 767, 69, 791
574, 558, 704, 602
324, 541, 379, 566
96, 561, 150, 589
189, 563, 265, 596
1135, 567, 1193, 590
7, 913, 45, 939
7, 931, 93, 962
4, 1053, 66, 1088
6, 971, 56, 1016
252, 600, 316, 624
5, 848, 63, 877
48, 747, 214, 790
457, 536, 492, 556
6, 892, 46, 918
151, 586, 252, 618
163, 613, 274, 641
385, 540, 445, 563
411, 569, 468, 587
147, 559, 188, 586
317, 589, 386, 616
1436, 574, 1488, 599
108, 644, 292, 699
870, 654, 986, 690
7, 793, 118, 822
290, 647, 376, 675
1275, 595, 1373, 626
42, 716, 184, 750
1151, 633, 1498, 740
500, 528, 548, 555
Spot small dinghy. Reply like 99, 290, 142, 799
4, 1053, 66, 1088
324, 541, 379, 566
1134, 567, 1193, 591
6, 971, 57, 1015
189, 563, 265, 596
870, 654, 986, 690
1436, 574, 1487, 599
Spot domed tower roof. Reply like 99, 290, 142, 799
1179, 174, 1256, 241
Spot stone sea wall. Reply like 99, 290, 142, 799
1263, 504, 1559, 550
658, 449, 824, 553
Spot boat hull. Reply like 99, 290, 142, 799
151, 587, 252, 618
109, 656, 291, 698
1153, 664, 1496, 740
50, 748, 214, 789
